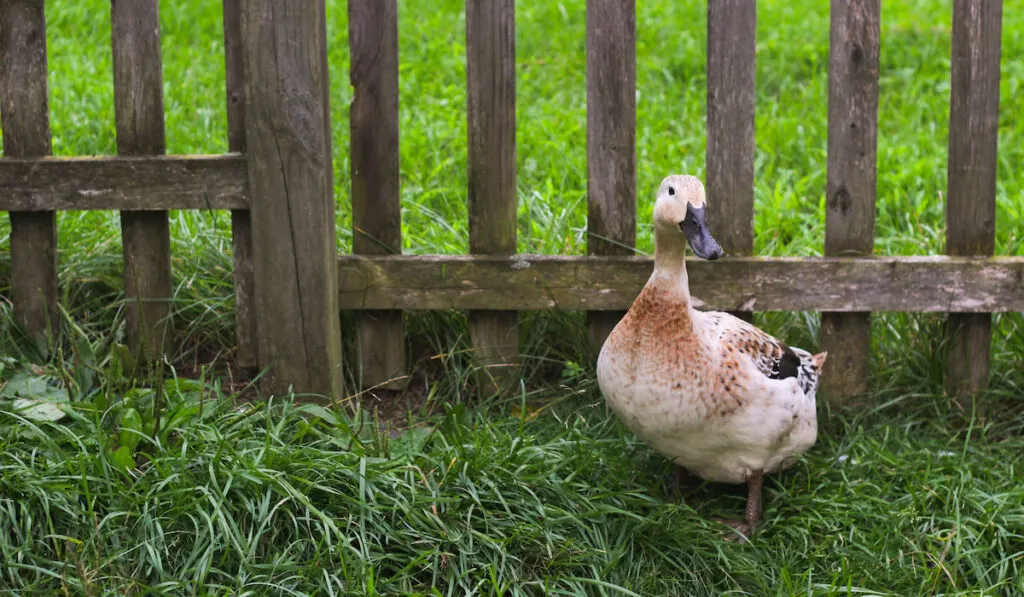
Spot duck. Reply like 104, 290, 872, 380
596, 174, 827, 541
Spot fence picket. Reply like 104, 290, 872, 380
240, 0, 343, 400
585, 0, 637, 357
466, 0, 518, 394
222, 0, 257, 375
0, 0, 58, 343
945, 0, 1002, 406
822, 0, 881, 401
111, 0, 173, 362
349, 0, 405, 391
706, 0, 756, 322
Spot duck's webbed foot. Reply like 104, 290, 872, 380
666, 464, 690, 501
714, 469, 764, 543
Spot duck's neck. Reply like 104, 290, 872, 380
652, 227, 693, 307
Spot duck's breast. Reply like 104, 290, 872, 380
596, 288, 717, 441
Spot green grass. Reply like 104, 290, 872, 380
1, 0, 1023, 594
0, 328, 1022, 595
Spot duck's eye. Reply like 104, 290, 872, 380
668, 187, 676, 196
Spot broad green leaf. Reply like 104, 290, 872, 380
12, 398, 67, 422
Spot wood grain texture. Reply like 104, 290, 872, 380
112, 0, 173, 362
349, 0, 405, 390
0, 155, 248, 210
0, 0, 58, 342
241, 1, 343, 400
466, 0, 518, 393
945, 0, 1002, 404
821, 0, 880, 400
337, 255, 1024, 313
585, 0, 636, 356
223, 0, 256, 373
706, 0, 756, 323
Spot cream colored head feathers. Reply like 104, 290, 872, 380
653, 174, 723, 261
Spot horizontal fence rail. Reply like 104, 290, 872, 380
0, 155, 249, 211
337, 255, 1024, 313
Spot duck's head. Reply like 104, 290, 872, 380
653, 174, 724, 261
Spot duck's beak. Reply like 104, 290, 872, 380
679, 204, 724, 261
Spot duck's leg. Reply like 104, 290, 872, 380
715, 470, 764, 542
742, 470, 764, 530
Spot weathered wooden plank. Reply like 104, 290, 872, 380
945, 0, 1002, 405
0, 155, 248, 211
585, 0, 636, 357
349, 0, 405, 391
223, 0, 256, 374
466, 0, 518, 394
241, 1, 343, 400
706, 0, 756, 323
822, 0, 880, 400
0, 0, 58, 342
337, 255, 1024, 313
112, 0, 173, 362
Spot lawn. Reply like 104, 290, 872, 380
1, 0, 1023, 595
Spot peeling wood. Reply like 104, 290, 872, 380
338, 255, 1024, 313
0, 155, 249, 211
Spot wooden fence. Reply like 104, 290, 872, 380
1, 0, 1021, 403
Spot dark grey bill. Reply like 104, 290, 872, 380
678, 204, 724, 260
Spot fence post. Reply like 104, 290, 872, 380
706, 0, 756, 322
240, 2, 343, 400
349, 0, 406, 391
466, 0, 518, 395
222, 0, 257, 375
111, 0, 173, 363
1, 0, 58, 345
821, 0, 880, 402
585, 0, 636, 357
945, 0, 1001, 410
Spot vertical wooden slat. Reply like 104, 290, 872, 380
585, 0, 636, 357
111, 0, 172, 362
222, 0, 257, 374
1, 0, 58, 343
945, 0, 1002, 406
349, 0, 405, 391
821, 0, 880, 401
240, 1, 343, 400
706, 0, 756, 323
466, 0, 518, 394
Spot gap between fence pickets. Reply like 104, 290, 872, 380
336, 254, 1024, 313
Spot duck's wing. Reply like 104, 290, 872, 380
705, 312, 825, 396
